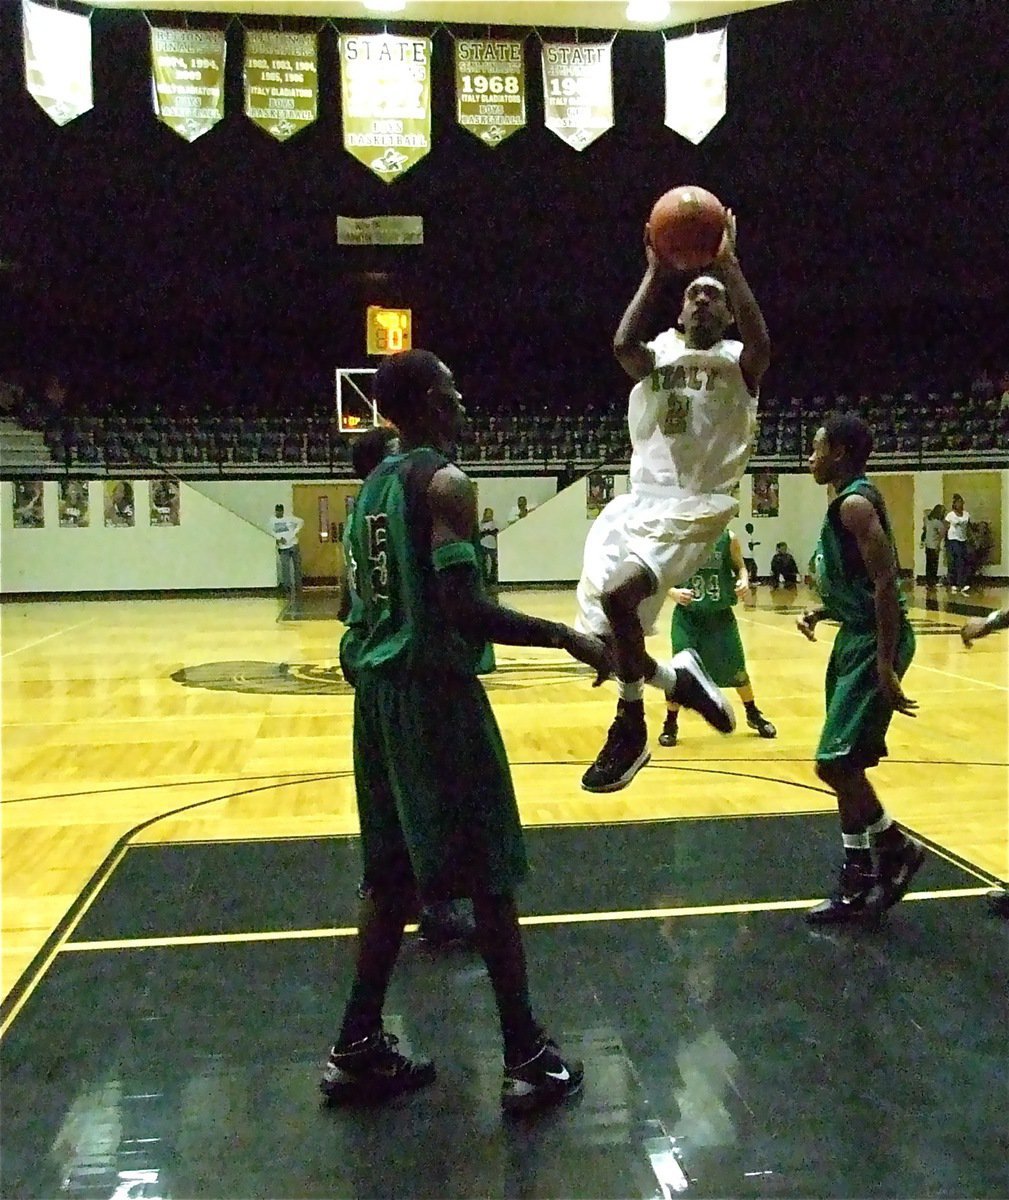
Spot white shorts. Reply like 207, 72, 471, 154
575, 488, 738, 637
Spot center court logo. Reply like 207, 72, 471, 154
171, 660, 591, 696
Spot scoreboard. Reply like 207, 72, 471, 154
366, 306, 412, 356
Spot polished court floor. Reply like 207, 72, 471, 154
2, 584, 1007, 1198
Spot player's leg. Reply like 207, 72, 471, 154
807, 629, 922, 924
321, 678, 434, 1104
417, 676, 581, 1111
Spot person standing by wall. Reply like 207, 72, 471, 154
920, 504, 945, 588
944, 494, 970, 594
271, 503, 304, 596
480, 507, 500, 589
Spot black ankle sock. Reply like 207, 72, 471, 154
617, 698, 645, 721
744, 700, 760, 716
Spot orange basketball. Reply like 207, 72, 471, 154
648, 186, 725, 271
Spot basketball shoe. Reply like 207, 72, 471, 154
667, 649, 736, 733
502, 1034, 584, 1115
320, 1030, 435, 1105
805, 861, 876, 925
581, 705, 649, 792
746, 709, 777, 738
658, 711, 678, 747
865, 838, 926, 914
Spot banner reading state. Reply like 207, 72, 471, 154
454, 39, 525, 148
151, 27, 226, 143
339, 34, 431, 182
22, 0, 93, 127
541, 42, 613, 151
244, 30, 317, 142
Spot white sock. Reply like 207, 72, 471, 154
842, 831, 871, 850
646, 660, 679, 695
619, 679, 644, 702
865, 812, 893, 836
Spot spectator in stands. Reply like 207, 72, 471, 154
944, 493, 971, 593
508, 495, 536, 524
770, 542, 799, 588
969, 368, 996, 405
271, 503, 304, 595
920, 504, 945, 588
480, 507, 499, 587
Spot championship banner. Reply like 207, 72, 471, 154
454, 39, 525, 148
151, 27, 226, 143
339, 34, 431, 183
244, 30, 317, 142
336, 215, 424, 245
664, 28, 727, 145
22, 0, 93, 127
541, 42, 613, 151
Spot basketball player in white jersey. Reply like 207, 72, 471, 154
577, 212, 771, 791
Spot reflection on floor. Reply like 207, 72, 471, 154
2, 816, 1006, 1200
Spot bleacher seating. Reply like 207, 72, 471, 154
2, 374, 1007, 477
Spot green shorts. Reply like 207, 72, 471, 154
816, 620, 916, 768
671, 607, 748, 689
352, 669, 527, 901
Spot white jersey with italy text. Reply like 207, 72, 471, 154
628, 329, 757, 499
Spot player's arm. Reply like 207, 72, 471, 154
728, 531, 750, 596
612, 228, 670, 382
712, 211, 770, 394
840, 494, 917, 716
428, 466, 612, 682
962, 605, 1009, 646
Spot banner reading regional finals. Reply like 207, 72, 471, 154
339, 34, 431, 183
244, 30, 317, 142
151, 27, 226, 143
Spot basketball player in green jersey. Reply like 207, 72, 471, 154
799, 413, 924, 924
340, 425, 479, 948
321, 350, 611, 1114
659, 529, 776, 747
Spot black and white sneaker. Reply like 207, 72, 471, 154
658, 712, 679, 747
582, 712, 649, 792
746, 709, 777, 738
805, 861, 876, 925
668, 649, 735, 734
502, 1036, 584, 1115
865, 838, 926, 914
320, 1030, 435, 1105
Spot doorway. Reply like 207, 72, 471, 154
293, 484, 361, 584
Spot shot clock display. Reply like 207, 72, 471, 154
366, 306, 412, 356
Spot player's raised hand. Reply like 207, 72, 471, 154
643, 223, 670, 275
713, 208, 738, 265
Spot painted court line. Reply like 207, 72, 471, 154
59, 888, 993, 952
1, 619, 96, 659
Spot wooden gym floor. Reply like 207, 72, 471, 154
1, 585, 1007, 1198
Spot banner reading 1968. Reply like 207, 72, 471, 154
244, 30, 317, 142
454, 40, 525, 147
541, 42, 613, 151
339, 34, 431, 183
151, 27, 226, 143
